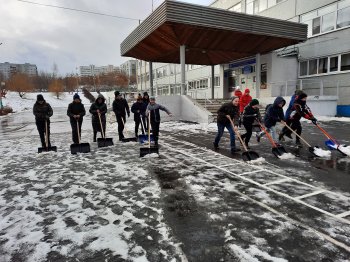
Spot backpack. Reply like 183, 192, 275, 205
265, 103, 272, 112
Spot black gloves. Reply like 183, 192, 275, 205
311, 118, 317, 125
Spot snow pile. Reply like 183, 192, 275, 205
248, 157, 266, 164
142, 152, 159, 158
278, 153, 295, 160
338, 145, 350, 156
313, 147, 331, 158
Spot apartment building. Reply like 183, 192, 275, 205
79, 64, 120, 77
136, 0, 350, 115
0, 62, 37, 79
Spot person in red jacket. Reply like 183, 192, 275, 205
234, 86, 242, 100
239, 88, 252, 113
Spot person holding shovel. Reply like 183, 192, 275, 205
112, 91, 130, 141
89, 94, 107, 142
131, 95, 147, 137
145, 96, 172, 146
33, 94, 53, 147
256, 96, 286, 142
213, 96, 241, 154
241, 99, 261, 149
279, 92, 316, 147
67, 93, 86, 144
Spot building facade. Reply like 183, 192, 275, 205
120, 60, 137, 78
0, 62, 37, 79
79, 64, 120, 77
135, 0, 350, 115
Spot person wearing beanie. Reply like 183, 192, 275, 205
279, 92, 316, 146
240, 99, 261, 149
143, 92, 150, 105
213, 96, 241, 154
234, 86, 242, 100
113, 91, 130, 141
33, 94, 53, 147
89, 94, 107, 142
131, 95, 147, 137
239, 88, 252, 113
67, 93, 86, 144
145, 96, 172, 146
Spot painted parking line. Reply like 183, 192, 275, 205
263, 178, 291, 186
294, 190, 326, 200
336, 210, 350, 218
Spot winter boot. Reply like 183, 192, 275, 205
295, 139, 303, 147
213, 142, 219, 150
286, 133, 293, 139
256, 133, 261, 143
231, 148, 241, 154
278, 133, 285, 142
93, 132, 97, 142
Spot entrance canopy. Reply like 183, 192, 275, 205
120, 0, 307, 65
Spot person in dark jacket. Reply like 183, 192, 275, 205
256, 96, 286, 142
213, 96, 241, 154
143, 92, 150, 105
279, 92, 316, 146
67, 93, 86, 144
112, 91, 130, 141
241, 99, 261, 149
33, 94, 53, 147
89, 94, 107, 142
131, 96, 147, 137
145, 96, 172, 145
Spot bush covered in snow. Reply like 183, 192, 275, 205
0, 106, 13, 116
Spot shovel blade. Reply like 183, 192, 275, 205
138, 134, 154, 144
70, 143, 91, 154
38, 146, 57, 153
140, 146, 159, 157
272, 147, 282, 157
122, 137, 138, 143
242, 151, 260, 162
97, 138, 114, 148
325, 139, 337, 150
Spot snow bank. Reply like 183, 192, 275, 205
278, 153, 295, 160
248, 157, 266, 164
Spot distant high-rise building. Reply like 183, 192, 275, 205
120, 60, 137, 78
79, 64, 120, 77
0, 62, 37, 79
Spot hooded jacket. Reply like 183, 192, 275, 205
242, 101, 261, 125
264, 96, 285, 128
239, 89, 252, 113
289, 96, 314, 122
217, 102, 240, 126
67, 98, 86, 121
89, 94, 107, 125
131, 100, 147, 121
33, 100, 53, 121
146, 103, 171, 123
113, 97, 130, 117
234, 89, 242, 100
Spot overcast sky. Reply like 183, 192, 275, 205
0, 0, 213, 76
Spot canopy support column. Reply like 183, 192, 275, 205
211, 65, 215, 99
180, 45, 186, 95
149, 61, 153, 96
255, 53, 261, 98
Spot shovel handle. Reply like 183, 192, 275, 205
121, 116, 130, 136
45, 120, 49, 148
315, 123, 337, 144
257, 120, 278, 148
140, 115, 145, 134
148, 114, 151, 149
228, 117, 248, 152
76, 120, 81, 144
98, 112, 105, 139
281, 121, 311, 147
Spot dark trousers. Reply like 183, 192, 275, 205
36, 120, 51, 147
93, 121, 106, 139
214, 122, 236, 150
241, 122, 253, 145
135, 117, 146, 136
150, 121, 160, 143
116, 115, 126, 140
70, 119, 83, 144
281, 119, 302, 141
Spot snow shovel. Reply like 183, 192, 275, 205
313, 123, 348, 156
140, 114, 159, 157
97, 113, 113, 148
121, 117, 137, 142
38, 120, 57, 153
281, 121, 319, 157
138, 115, 154, 145
257, 120, 287, 158
70, 120, 90, 154
228, 117, 259, 161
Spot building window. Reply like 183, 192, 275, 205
246, 0, 254, 14
308, 59, 318, 75
341, 53, 350, 71
229, 2, 241, 12
321, 12, 336, 33
337, 5, 350, 28
214, 76, 220, 87
300, 61, 308, 76
318, 58, 328, 74
330, 56, 338, 72
312, 17, 321, 35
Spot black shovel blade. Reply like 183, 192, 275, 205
38, 146, 57, 153
308, 146, 319, 156
70, 143, 91, 154
272, 147, 282, 157
97, 138, 114, 148
122, 137, 138, 143
242, 151, 260, 162
140, 146, 159, 157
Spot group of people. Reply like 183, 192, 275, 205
33, 91, 172, 148
213, 89, 317, 154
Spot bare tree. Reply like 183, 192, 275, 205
48, 78, 64, 99
8, 73, 34, 98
